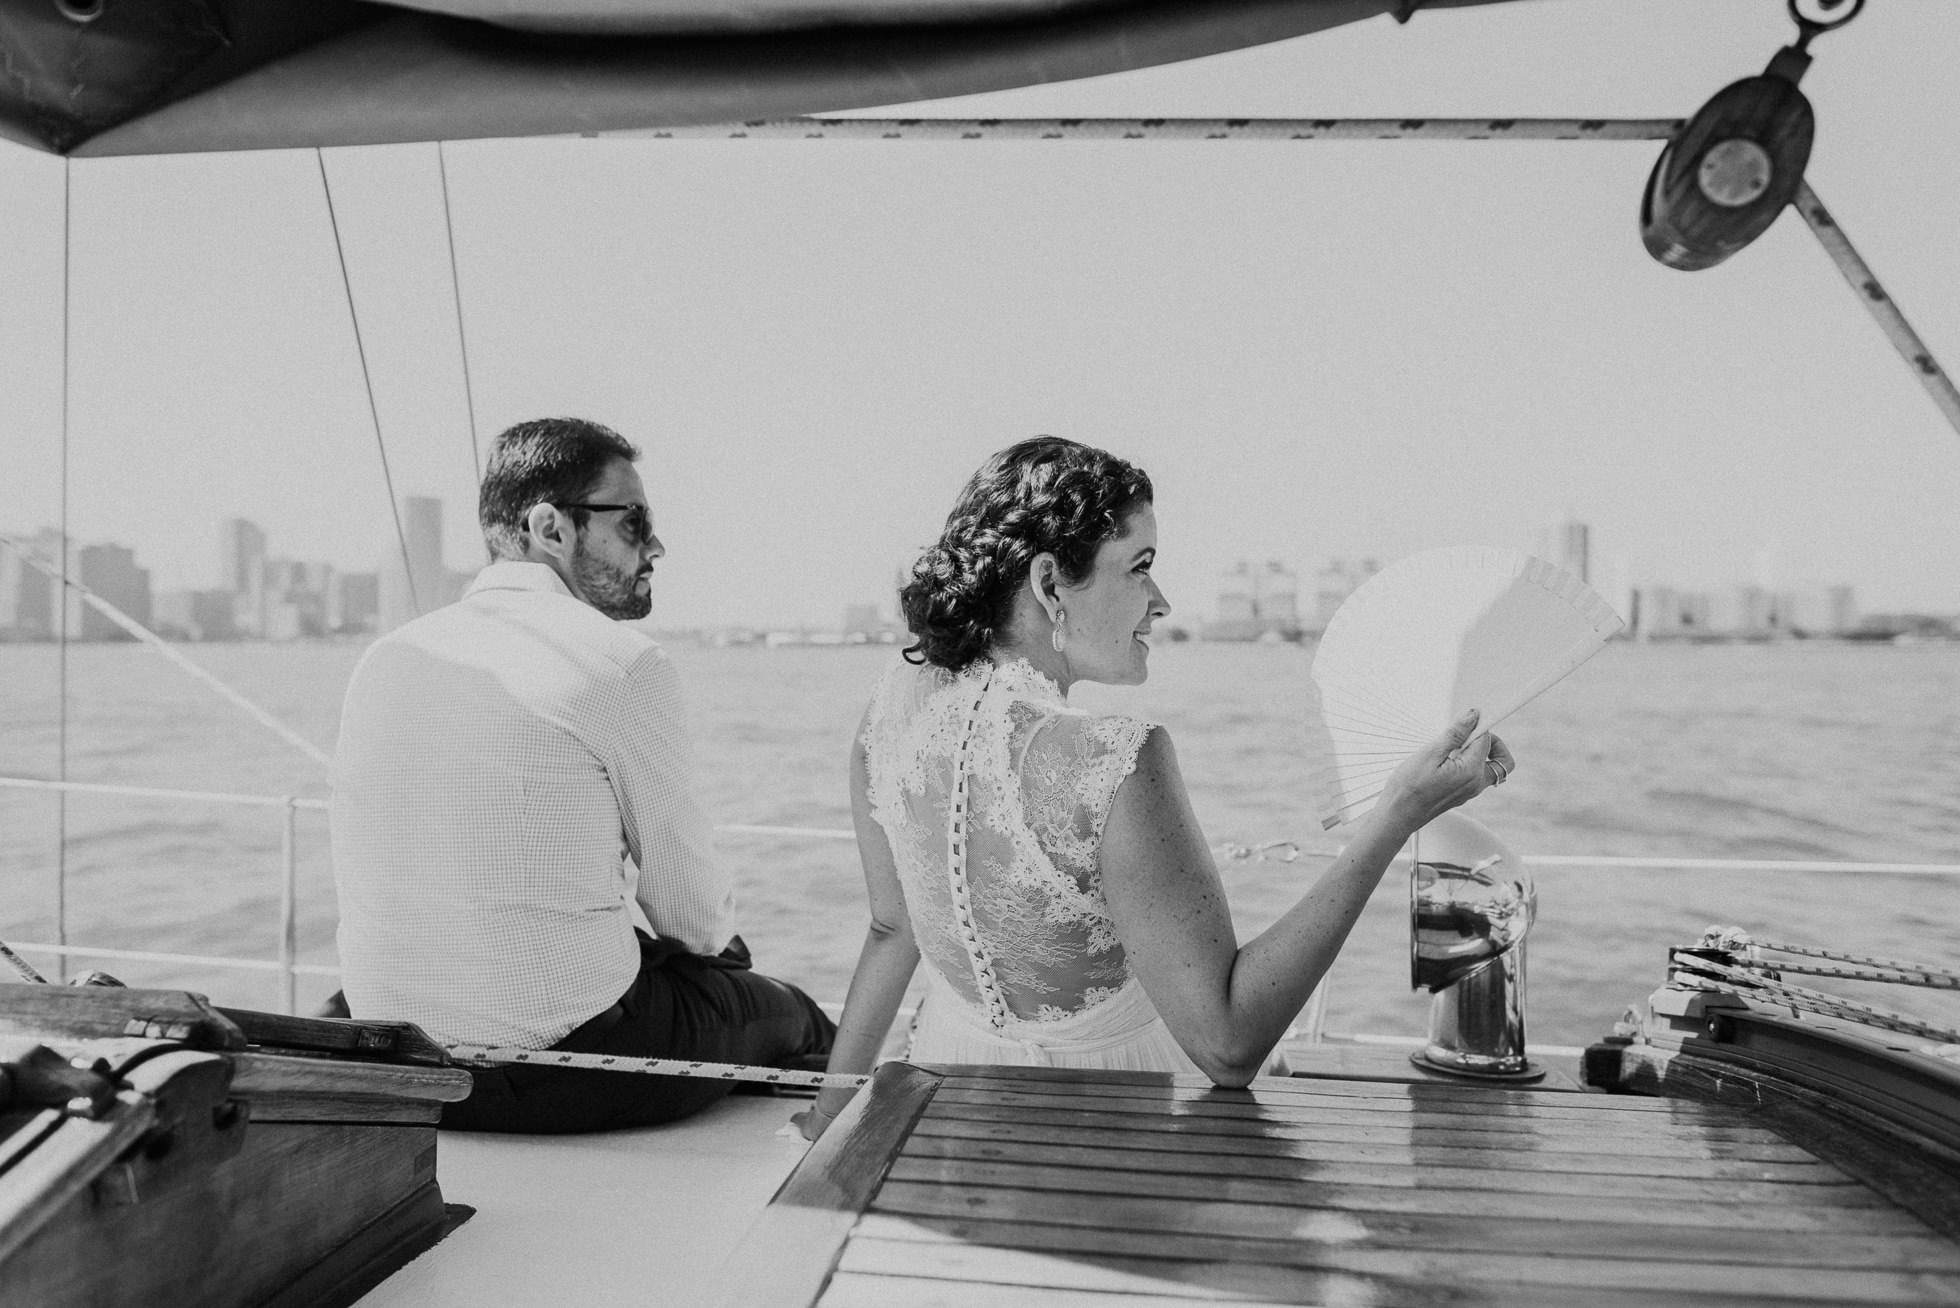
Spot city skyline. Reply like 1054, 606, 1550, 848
1, 503, 1935, 645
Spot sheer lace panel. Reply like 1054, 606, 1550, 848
863, 656, 1152, 1023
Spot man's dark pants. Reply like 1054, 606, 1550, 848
439, 931, 835, 1134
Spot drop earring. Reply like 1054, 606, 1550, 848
1051, 608, 1067, 653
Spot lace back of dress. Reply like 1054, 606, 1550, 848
864, 658, 1151, 1025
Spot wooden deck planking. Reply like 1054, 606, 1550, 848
938, 1065, 1705, 1112
926, 1093, 1806, 1155
891, 1140, 1922, 1230
929, 1081, 1771, 1130
917, 1102, 1850, 1181
935, 1071, 1778, 1129
820, 1266, 1833, 1308
850, 1215, 1960, 1305
903, 1125, 1890, 1207
718, 1064, 1960, 1308
836, 1228, 1960, 1304
820, 1270, 1276, 1307
854, 1210, 1945, 1304
869, 1169, 1960, 1268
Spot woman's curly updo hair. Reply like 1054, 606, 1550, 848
901, 437, 1153, 671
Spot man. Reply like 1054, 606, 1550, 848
331, 417, 833, 1132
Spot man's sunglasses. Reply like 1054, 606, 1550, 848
558, 502, 655, 545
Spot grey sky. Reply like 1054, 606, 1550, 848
1, 0, 1955, 628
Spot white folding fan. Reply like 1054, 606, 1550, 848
1307, 546, 1624, 830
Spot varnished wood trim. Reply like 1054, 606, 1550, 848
230, 1053, 473, 1103
710, 1062, 942, 1308
1754, 1100, 1960, 1245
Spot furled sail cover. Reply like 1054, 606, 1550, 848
1306, 546, 1623, 830
0, 0, 1520, 157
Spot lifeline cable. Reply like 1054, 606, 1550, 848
442, 1042, 869, 1090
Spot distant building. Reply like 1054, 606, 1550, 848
219, 518, 268, 637
379, 496, 460, 632
841, 603, 900, 643
72, 544, 150, 641
1216, 564, 1256, 625
1558, 521, 1590, 585
1309, 558, 1380, 634
1204, 560, 1305, 641
330, 572, 379, 634
1633, 581, 1858, 641
0, 534, 56, 640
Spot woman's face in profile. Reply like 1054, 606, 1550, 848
1059, 503, 1170, 687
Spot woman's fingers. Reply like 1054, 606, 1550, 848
1488, 734, 1515, 778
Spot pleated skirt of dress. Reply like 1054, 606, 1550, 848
905, 974, 1203, 1073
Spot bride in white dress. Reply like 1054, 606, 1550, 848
800, 438, 1513, 1138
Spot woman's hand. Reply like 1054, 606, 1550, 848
794, 1084, 858, 1141
1378, 708, 1516, 834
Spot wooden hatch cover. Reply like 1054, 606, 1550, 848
0, 986, 474, 1308
715, 1046, 1960, 1307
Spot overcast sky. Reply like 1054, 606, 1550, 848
1, 0, 1956, 627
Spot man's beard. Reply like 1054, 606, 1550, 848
572, 541, 651, 620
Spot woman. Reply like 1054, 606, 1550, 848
798, 437, 1512, 1139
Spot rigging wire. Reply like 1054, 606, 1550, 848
315, 147, 421, 618
1794, 180, 1960, 440
0, 538, 334, 770
55, 157, 71, 983
436, 141, 483, 485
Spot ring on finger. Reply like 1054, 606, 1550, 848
1486, 759, 1507, 786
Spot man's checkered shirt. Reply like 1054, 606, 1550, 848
331, 561, 737, 1049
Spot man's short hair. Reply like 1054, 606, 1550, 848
479, 418, 641, 560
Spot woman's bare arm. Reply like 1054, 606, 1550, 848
798, 728, 919, 1140
1100, 709, 1507, 1088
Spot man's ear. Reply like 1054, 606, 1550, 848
524, 502, 574, 560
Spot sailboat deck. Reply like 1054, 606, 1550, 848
719, 1049, 1960, 1307
355, 1093, 811, 1307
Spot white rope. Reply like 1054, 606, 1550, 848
1685, 957, 1960, 1045
443, 1043, 868, 1090
1742, 936, 1960, 983
0, 939, 49, 985
1735, 958, 1960, 991
0, 538, 335, 770
1794, 181, 1960, 440
608, 117, 1683, 143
